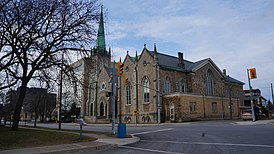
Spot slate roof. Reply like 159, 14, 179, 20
145, 49, 244, 85
224, 75, 245, 85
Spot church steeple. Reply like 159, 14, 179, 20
96, 5, 106, 54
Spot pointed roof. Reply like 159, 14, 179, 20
96, 6, 106, 54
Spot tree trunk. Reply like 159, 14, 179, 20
11, 80, 28, 130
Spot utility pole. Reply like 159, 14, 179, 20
135, 65, 138, 124
119, 59, 122, 124
247, 69, 256, 122
228, 75, 232, 120
111, 61, 116, 135
271, 83, 274, 106
156, 59, 161, 124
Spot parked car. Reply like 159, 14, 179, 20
242, 109, 252, 121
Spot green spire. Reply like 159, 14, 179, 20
96, 6, 106, 54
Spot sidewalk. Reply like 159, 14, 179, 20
233, 119, 274, 125
61, 122, 165, 127
0, 129, 140, 154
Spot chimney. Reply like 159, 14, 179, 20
178, 52, 185, 68
223, 69, 226, 76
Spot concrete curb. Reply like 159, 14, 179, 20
232, 119, 274, 125
95, 135, 140, 146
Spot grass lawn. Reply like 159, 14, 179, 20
0, 126, 96, 150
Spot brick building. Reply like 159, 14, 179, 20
5, 87, 56, 121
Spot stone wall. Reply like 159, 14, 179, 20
163, 93, 240, 122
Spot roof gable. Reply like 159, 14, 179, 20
191, 58, 225, 78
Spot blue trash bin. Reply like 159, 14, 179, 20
118, 123, 126, 138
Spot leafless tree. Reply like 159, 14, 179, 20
0, 0, 100, 130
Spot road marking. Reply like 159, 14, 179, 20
141, 140, 274, 148
119, 145, 186, 154
131, 128, 173, 135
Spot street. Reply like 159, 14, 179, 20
91, 121, 274, 154
21, 120, 274, 154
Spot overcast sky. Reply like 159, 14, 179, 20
100, 0, 274, 101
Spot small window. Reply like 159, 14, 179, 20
212, 102, 217, 113
125, 66, 129, 72
143, 60, 147, 66
101, 82, 106, 90
189, 102, 197, 112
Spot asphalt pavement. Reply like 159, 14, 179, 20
1, 119, 274, 154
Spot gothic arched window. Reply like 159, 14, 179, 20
143, 76, 150, 103
206, 70, 214, 96
100, 102, 104, 116
163, 76, 170, 94
90, 103, 93, 116
179, 79, 185, 93
126, 83, 131, 104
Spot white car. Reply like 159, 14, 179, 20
242, 109, 252, 121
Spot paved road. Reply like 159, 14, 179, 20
92, 121, 274, 154
20, 121, 274, 154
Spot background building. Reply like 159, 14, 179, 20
243, 89, 267, 107
5, 87, 56, 122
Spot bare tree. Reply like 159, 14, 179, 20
0, 0, 100, 130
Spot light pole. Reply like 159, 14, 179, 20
228, 75, 232, 120
247, 69, 256, 122
111, 60, 116, 135
271, 83, 274, 108
156, 61, 161, 124
142, 60, 161, 124
58, 52, 64, 130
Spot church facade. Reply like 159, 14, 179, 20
120, 46, 244, 123
60, 9, 245, 124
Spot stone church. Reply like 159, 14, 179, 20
121, 45, 244, 123
61, 8, 114, 123
61, 9, 245, 124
